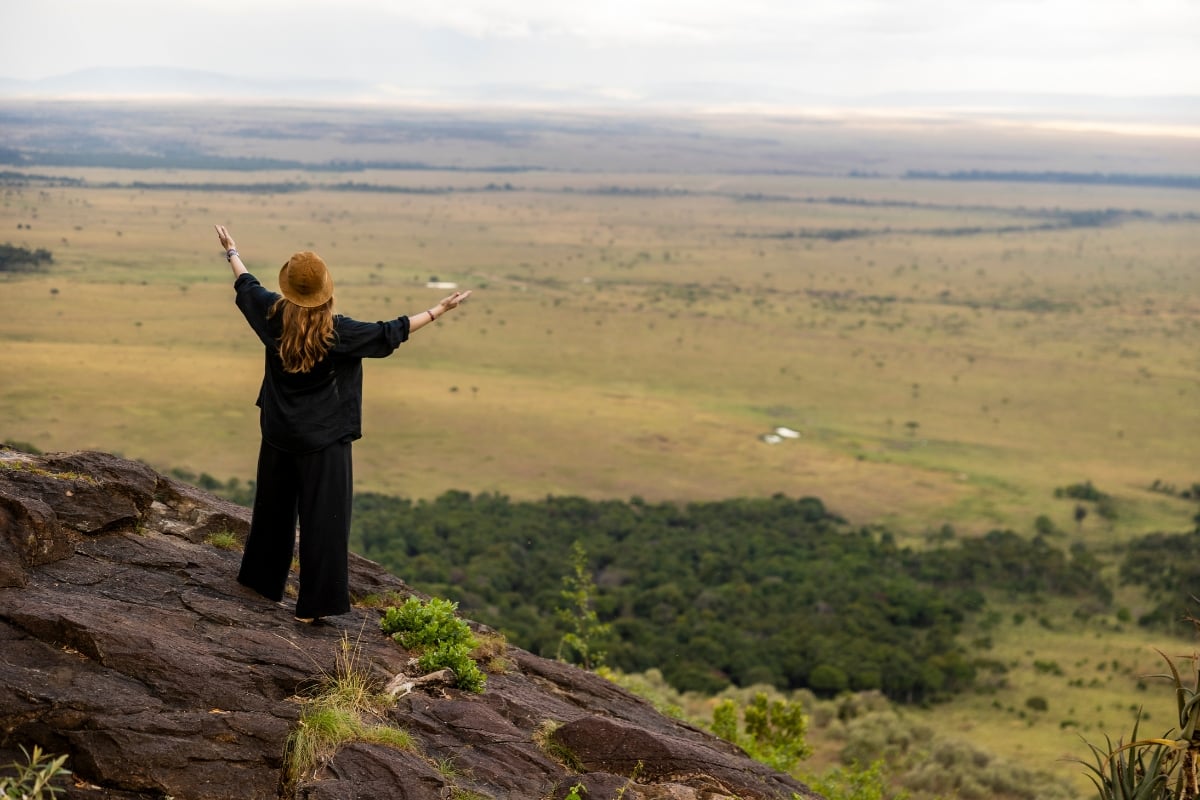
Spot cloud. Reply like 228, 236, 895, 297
363, 0, 728, 45
0, 0, 1196, 97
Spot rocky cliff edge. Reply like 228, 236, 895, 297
0, 448, 820, 800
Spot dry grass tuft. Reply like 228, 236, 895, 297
283, 635, 414, 794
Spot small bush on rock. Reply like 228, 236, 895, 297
380, 597, 486, 692
712, 692, 812, 772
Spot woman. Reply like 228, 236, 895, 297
214, 224, 470, 623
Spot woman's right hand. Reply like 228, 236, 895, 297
215, 224, 247, 278
214, 224, 237, 252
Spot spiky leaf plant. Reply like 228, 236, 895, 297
1080, 717, 1174, 800
1081, 634, 1200, 799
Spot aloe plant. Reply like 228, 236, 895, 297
1081, 640, 1200, 800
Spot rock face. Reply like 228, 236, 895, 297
0, 448, 822, 800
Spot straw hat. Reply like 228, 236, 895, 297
278, 251, 334, 308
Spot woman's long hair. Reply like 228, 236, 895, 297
269, 297, 335, 373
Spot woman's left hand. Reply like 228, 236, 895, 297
436, 290, 472, 314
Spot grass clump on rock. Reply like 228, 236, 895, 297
284, 636, 413, 793
204, 530, 241, 550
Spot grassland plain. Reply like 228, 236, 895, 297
2, 165, 1197, 542
932, 596, 1193, 798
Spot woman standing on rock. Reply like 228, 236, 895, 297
214, 225, 470, 623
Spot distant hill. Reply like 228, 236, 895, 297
2, 67, 1199, 123
0, 66, 377, 101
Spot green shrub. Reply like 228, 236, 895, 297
1033, 514, 1059, 536
0, 244, 53, 273
712, 692, 811, 773
1055, 481, 1106, 502
418, 641, 487, 694
557, 541, 611, 670
381, 597, 474, 651
802, 760, 901, 800
380, 597, 486, 693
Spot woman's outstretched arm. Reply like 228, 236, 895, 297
214, 225, 247, 279
408, 289, 472, 334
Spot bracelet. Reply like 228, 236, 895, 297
225, 248, 239, 262
428, 308, 437, 321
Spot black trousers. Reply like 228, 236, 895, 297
237, 439, 353, 619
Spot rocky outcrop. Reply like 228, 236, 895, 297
0, 448, 821, 800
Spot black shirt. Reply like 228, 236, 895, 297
234, 272, 410, 453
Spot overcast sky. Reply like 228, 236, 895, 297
2, 0, 1198, 102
